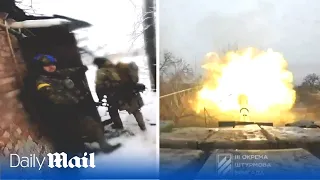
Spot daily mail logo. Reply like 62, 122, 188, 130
216, 153, 233, 176
9, 152, 96, 170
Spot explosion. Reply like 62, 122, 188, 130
193, 47, 296, 123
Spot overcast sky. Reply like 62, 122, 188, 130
20, 0, 144, 55
159, 0, 320, 84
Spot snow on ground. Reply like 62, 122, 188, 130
85, 55, 157, 167
19, 0, 157, 172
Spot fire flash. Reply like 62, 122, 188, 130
193, 47, 296, 123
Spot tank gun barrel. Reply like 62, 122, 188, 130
238, 94, 250, 122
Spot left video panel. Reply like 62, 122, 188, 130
0, 0, 157, 179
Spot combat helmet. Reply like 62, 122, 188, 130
93, 57, 113, 68
33, 54, 57, 67
32, 54, 57, 74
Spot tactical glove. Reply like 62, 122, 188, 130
135, 83, 146, 92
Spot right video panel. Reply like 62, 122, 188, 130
159, 0, 320, 179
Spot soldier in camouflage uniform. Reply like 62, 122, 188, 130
33, 54, 121, 154
94, 57, 147, 131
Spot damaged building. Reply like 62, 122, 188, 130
0, 0, 93, 158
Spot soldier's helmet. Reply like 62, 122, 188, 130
93, 57, 112, 68
33, 54, 57, 67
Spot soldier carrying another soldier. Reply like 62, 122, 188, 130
33, 54, 121, 154
94, 57, 147, 131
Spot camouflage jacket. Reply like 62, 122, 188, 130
95, 66, 122, 98
35, 67, 88, 105
95, 64, 145, 111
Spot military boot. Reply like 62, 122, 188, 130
110, 116, 124, 130
111, 123, 124, 130
99, 141, 122, 154
133, 110, 146, 131
109, 106, 124, 129
95, 124, 122, 153
81, 117, 122, 154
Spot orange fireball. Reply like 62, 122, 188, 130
193, 47, 296, 122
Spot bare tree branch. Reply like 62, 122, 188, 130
127, 0, 155, 52
128, 0, 137, 9
300, 73, 320, 92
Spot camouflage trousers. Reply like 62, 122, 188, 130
46, 113, 106, 154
